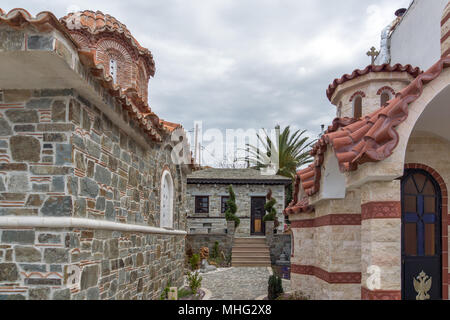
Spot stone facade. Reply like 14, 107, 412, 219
0, 9, 191, 300
186, 221, 235, 262
0, 89, 188, 300
187, 182, 287, 236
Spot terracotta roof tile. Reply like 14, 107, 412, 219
326, 63, 422, 101
160, 120, 182, 133
0, 8, 170, 142
0, 8, 78, 48
60, 10, 155, 77
286, 56, 450, 207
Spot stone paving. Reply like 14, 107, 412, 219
197, 267, 291, 300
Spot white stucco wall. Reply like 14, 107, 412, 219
387, 0, 448, 70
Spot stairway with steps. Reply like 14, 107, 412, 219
231, 237, 271, 267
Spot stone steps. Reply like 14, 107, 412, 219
231, 237, 271, 267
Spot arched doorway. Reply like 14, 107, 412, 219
160, 169, 174, 228
401, 169, 442, 300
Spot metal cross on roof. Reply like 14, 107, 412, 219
366, 47, 380, 65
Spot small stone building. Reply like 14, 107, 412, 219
187, 168, 291, 236
0, 9, 191, 300
285, 1, 450, 300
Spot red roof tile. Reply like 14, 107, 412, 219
60, 10, 155, 77
326, 63, 422, 101
0, 8, 78, 48
0, 8, 169, 142
286, 55, 450, 210
160, 120, 182, 133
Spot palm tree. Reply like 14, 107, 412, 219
245, 125, 314, 179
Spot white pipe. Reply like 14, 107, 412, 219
0, 217, 187, 236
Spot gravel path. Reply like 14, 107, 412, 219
194, 267, 290, 300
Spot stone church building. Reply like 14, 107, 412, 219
285, 0, 450, 300
0, 9, 191, 300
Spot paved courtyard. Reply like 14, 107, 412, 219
198, 267, 291, 300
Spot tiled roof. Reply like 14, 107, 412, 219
0, 8, 78, 47
0, 8, 169, 142
160, 120, 182, 133
187, 168, 292, 184
60, 10, 155, 76
288, 55, 450, 206
283, 197, 314, 215
326, 63, 422, 101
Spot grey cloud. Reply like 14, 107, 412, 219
3, 0, 411, 164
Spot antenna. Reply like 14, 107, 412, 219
193, 123, 199, 165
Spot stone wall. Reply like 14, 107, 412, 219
187, 183, 286, 236
289, 190, 362, 300
186, 222, 235, 263
0, 89, 188, 300
265, 222, 291, 265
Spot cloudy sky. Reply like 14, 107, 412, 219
3, 0, 411, 166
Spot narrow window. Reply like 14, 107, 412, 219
195, 196, 209, 214
337, 102, 342, 118
109, 59, 117, 84
380, 92, 390, 107
221, 196, 230, 214
353, 96, 362, 119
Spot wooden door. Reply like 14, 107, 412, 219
251, 197, 266, 236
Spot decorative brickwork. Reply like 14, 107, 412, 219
60, 10, 155, 113
376, 86, 396, 96
291, 264, 361, 284
349, 90, 366, 102
361, 287, 401, 300
290, 214, 361, 228
361, 202, 401, 220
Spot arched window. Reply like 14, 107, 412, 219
109, 59, 117, 84
380, 92, 390, 107
353, 96, 362, 119
160, 169, 174, 228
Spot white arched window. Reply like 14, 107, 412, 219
160, 169, 174, 228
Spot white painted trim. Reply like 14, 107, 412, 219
0, 217, 187, 236
160, 169, 174, 229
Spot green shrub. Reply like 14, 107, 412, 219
190, 253, 200, 270
187, 271, 202, 294
268, 274, 283, 300
159, 281, 172, 300
178, 287, 192, 299
211, 241, 220, 259
225, 185, 240, 228
263, 197, 277, 222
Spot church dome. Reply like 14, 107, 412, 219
60, 10, 155, 104
326, 63, 422, 119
